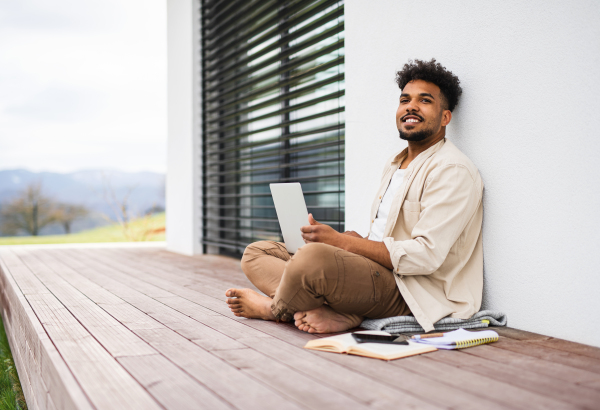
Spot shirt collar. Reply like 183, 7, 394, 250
390, 138, 446, 169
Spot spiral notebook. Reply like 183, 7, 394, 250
413, 328, 499, 350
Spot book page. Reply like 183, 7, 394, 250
350, 340, 434, 358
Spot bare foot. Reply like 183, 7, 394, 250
294, 305, 362, 334
225, 288, 275, 321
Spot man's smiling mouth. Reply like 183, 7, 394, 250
402, 114, 424, 123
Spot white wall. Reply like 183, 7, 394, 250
166, 0, 202, 255
346, 0, 600, 346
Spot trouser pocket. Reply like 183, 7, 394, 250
334, 253, 382, 305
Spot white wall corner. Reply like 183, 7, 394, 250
166, 0, 202, 255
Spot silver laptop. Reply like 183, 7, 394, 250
270, 183, 309, 253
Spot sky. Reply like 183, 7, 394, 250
0, 0, 167, 174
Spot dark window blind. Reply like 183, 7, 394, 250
201, 0, 345, 256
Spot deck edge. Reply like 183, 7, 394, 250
0, 257, 94, 410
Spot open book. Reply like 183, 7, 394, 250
304, 331, 437, 361
413, 329, 499, 350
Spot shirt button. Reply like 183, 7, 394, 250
375, 271, 380, 277
371, 219, 374, 223
379, 196, 382, 199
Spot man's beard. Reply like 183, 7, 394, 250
399, 128, 434, 142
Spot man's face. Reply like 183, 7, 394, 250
396, 80, 450, 142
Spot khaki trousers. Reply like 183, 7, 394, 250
240, 241, 410, 322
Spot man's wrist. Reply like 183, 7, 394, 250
332, 231, 350, 251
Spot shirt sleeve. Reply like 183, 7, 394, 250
383, 164, 482, 276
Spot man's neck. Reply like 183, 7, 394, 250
400, 131, 446, 169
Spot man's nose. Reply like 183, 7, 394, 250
405, 100, 419, 112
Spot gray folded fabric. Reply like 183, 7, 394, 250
361, 310, 507, 333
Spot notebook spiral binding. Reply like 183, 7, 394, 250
454, 335, 499, 349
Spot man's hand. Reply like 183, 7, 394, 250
301, 214, 393, 269
342, 230, 363, 238
300, 214, 341, 246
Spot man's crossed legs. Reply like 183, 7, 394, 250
226, 241, 410, 333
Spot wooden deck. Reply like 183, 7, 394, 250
0, 245, 599, 410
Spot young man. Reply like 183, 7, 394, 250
226, 59, 484, 334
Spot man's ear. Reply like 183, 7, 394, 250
441, 109, 452, 127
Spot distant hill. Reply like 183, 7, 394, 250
0, 169, 165, 235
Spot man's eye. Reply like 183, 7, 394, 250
422, 99, 431, 103
400, 99, 408, 103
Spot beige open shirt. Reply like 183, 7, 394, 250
370, 138, 484, 332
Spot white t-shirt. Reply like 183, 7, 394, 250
369, 168, 406, 242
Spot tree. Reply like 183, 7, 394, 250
52, 203, 89, 234
0, 182, 56, 236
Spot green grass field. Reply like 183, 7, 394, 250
0, 213, 165, 246
0, 318, 26, 410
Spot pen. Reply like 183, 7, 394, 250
411, 332, 445, 339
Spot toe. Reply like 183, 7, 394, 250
294, 311, 306, 321
226, 288, 240, 298
226, 298, 240, 304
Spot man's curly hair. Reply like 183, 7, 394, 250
395, 59, 462, 112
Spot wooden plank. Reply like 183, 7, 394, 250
92, 248, 251, 299
529, 338, 600, 361
148, 339, 305, 410
397, 354, 572, 410
581, 378, 600, 390
91, 250, 443, 408
427, 348, 600, 408
117, 354, 233, 410
122, 249, 252, 287
213, 348, 372, 410
65, 249, 396, 408
462, 343, 600, 384
0, 249, 162, 410
65, 248, 318, 346
50, 249, 247, 351
312, 345, 532, 410
15, 249, 157, 358
491, 336, 600, 375
239, 336, 450, 409
0, 250, 94, 410
492, 326, 552, 341
40, 250, 334, 409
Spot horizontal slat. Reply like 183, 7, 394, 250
205, 2, 343, 74
206, 139, 343, 166
203, 189, 343, 199
207, 105, 343, 143
204, 205, 342, 211
206, 157, 341, 178
206, 55, 343, 105
203, 0, 276, 40
206, 173, 343, 188
204, 24, 343, 86
205, 126, 344, 156
204, 0, 305, 50
206, 80, 343, 125
204, 37, 343, 93
206, 69, 343, 115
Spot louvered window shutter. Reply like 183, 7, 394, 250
201, 0, 345, 256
